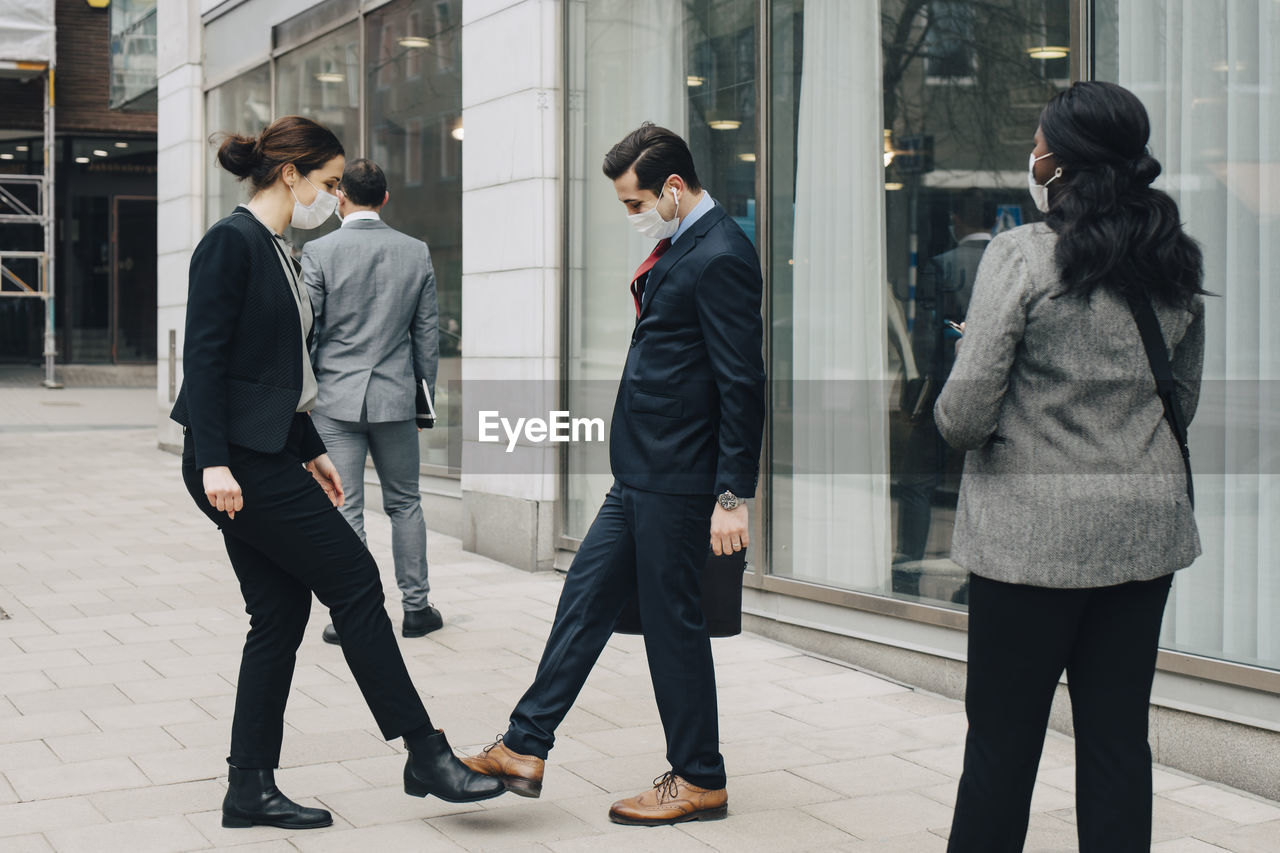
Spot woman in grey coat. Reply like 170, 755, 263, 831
935, 82, 1206, 852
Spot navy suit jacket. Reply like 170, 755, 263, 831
609, 203, 766, 497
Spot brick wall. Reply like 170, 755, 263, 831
0, 0, 157, 135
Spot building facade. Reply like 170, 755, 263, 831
158, 0, 1280, 797
0, 0, 158, 366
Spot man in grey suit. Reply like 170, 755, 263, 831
302, 158, 442, 643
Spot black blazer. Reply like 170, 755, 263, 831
171, 209, 325, 469
609, 203, 766, 497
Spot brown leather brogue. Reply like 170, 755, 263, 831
608, 771, 728, 826
460, 736, 544, 798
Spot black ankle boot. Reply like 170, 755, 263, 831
222, 766, 333, 829
403, 729, 507, 803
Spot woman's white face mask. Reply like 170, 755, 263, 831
290, 173, 340, 230
628, 184, 681, 240
1028, 152, 1063, 214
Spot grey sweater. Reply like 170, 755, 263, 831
934, 223, 1204, 588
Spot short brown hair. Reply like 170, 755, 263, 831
602, 122, 701, 194
341, 158, 387, 207
214, 115, 345, 193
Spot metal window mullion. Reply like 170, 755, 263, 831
753, 0, 772, 583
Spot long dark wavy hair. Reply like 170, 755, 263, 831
1041, 81, 1205, 308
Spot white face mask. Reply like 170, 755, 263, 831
1028, 152, 1063, 214
290, 173, 340, 230
627, 184, 681, 240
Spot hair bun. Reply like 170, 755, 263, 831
1129, 154, 1161, 187
215, 132, 262, 179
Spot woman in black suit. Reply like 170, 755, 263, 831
171, 115, 504, 829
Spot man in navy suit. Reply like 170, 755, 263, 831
464, 123, 765, 826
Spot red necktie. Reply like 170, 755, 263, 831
630, 238, 671, 317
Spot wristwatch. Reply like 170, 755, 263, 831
717, 490, 741, 511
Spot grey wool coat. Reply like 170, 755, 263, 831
933, 223, 1204, 588
301, 218, 439, 423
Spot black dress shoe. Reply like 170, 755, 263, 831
402, 605, 443, 638
222, 766, 333, 829
403, 729, 507, 803
321, 623, 340, 645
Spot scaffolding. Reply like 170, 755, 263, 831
0, 1, 57, 386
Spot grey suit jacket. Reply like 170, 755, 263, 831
934, 223, 1204, 588
302, 217, 438, 423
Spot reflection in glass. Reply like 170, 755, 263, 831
365, 0, 463, 473
564, 0, 759, 540
1097, 1, 1280, 673
205, 65, 272, 227
769, 0, 1074, 608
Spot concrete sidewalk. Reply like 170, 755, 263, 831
1, 403, 1278, 851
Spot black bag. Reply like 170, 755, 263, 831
1126, 291, 1194, 507
613, 549, 747, 638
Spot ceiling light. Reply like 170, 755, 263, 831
738, 152, 756, 163
314, 71, 345, 83
883, 129, 896, 168
451, 127, 464, 141
75, 156, 90, 164
686, 75, 705, 87
1026, 46, 1069, 60
93, 149, 108, 157
114, 141, 128, 148
398, 36, 431, 48
885, 182, 905, 191
0, 154, 12, 160
15, 145, 28, 152
708, 119, 740, 131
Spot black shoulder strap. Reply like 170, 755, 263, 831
1126, 291, 1194, 507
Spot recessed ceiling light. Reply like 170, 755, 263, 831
314, 72, 345, 83
708, 119, 741, 131
738, 152, 756, 163
75, 156, 90, 163
398, 36, 431, 48
15, 145, 28, 152
885, 182, 905, 191
93, 149, 108, 157
1026, 46, 1069, 60
114, 141, 128, 148
686, 75, 705, 87
451, 127, 464, 141
0, 154, 13, 160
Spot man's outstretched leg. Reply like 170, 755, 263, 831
463, 483, 636, 797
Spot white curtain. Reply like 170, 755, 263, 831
789, 0, 891, 589
1119, 0, 1280, 669
565, 0, 687, 536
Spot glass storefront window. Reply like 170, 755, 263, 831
767, 0, 1075, 607
564, 0, 759, 540
1096, 1, 1280, 673
108, 0, 157, 110
205, 65, 272, 227
275, 22, 361, 249
365, 0, 463, 473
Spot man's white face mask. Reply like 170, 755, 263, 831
628, 184, 681, 240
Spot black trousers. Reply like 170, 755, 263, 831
948, 572, 1174, 853
182, 419, 430, 769
504, 481, 725, 790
